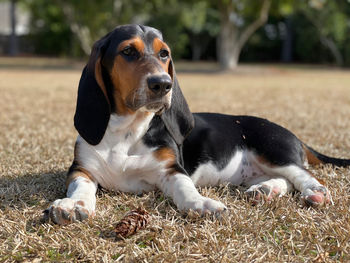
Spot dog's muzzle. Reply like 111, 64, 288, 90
145, 74, 172, 114
147, 74, 172, 96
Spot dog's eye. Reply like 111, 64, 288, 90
122, 46, 136, 57
159, 49, 169, 59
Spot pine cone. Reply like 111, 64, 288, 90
114, 208, 151, 238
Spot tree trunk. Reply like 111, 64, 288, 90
217, 15, 239, 70
9, 0, 18, 56
217, 1, 238, 70
217, 0, 271, 71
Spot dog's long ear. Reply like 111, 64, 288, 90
74, 36, 111, 145
161, 60, 194, 146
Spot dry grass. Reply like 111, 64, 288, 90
1, 60, 350, 262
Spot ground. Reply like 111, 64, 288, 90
0, 58, 350, 262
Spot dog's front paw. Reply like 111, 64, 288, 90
301, 186, 331, 207
181, 197, 227, 215
44, 198, 93, 225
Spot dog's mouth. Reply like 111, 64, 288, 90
145, 101, 170, 115
126, 99, 170, 114
125, 84, 172, 114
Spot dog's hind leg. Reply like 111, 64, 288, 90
253, 162, 330, 207
275, 165, 330, 207
244, 177, 294, 205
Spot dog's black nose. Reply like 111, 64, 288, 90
147, 75, 172, 96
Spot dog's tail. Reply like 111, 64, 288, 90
303, 144, 350, 167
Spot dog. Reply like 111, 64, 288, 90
46, 24, 350, 224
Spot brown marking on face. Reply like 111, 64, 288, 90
303, 145, 323, 165
152, 37, 171, 73
109, 37, 151, 115
110, 55, 139, 115
118, 37, 145, 56
110, 37, 172, 115
154, 147, 176, 171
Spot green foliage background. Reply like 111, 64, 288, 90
13, 0, 350, 66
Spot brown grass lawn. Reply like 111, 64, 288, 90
1, 60, 350, 262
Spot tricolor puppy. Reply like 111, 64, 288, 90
47, 24, 350, 224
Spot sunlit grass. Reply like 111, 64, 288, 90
0, 61, 350, 261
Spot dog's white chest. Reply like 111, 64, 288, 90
77, 113, 165, 193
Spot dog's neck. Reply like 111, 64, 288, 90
107, 111, 155, 144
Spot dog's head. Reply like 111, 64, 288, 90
74, 24, 194, 145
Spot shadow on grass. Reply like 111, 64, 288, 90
0, 171, 67, 211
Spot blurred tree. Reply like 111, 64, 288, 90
239, 15, 284, 63
23, 0, 275, 64
215, 0, 272, 70
23, 0, 150, 56
59, 0, 148, 55
23, 0, 73, 56
269, 0, 295, 63
181, 1, 220, 60
9, 0, 19, 56
20, 0, 350, 67
296, 0, 347, 66
146, 0, 189, 59
269, 0, 349, 66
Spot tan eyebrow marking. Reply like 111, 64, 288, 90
118, 37, 145, 54
152, 38, 171, 73
152, 37, 170, 54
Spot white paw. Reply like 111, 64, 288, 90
301, 185, 331, 207
180, 196, 227, 215
44, 198, 93, 225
